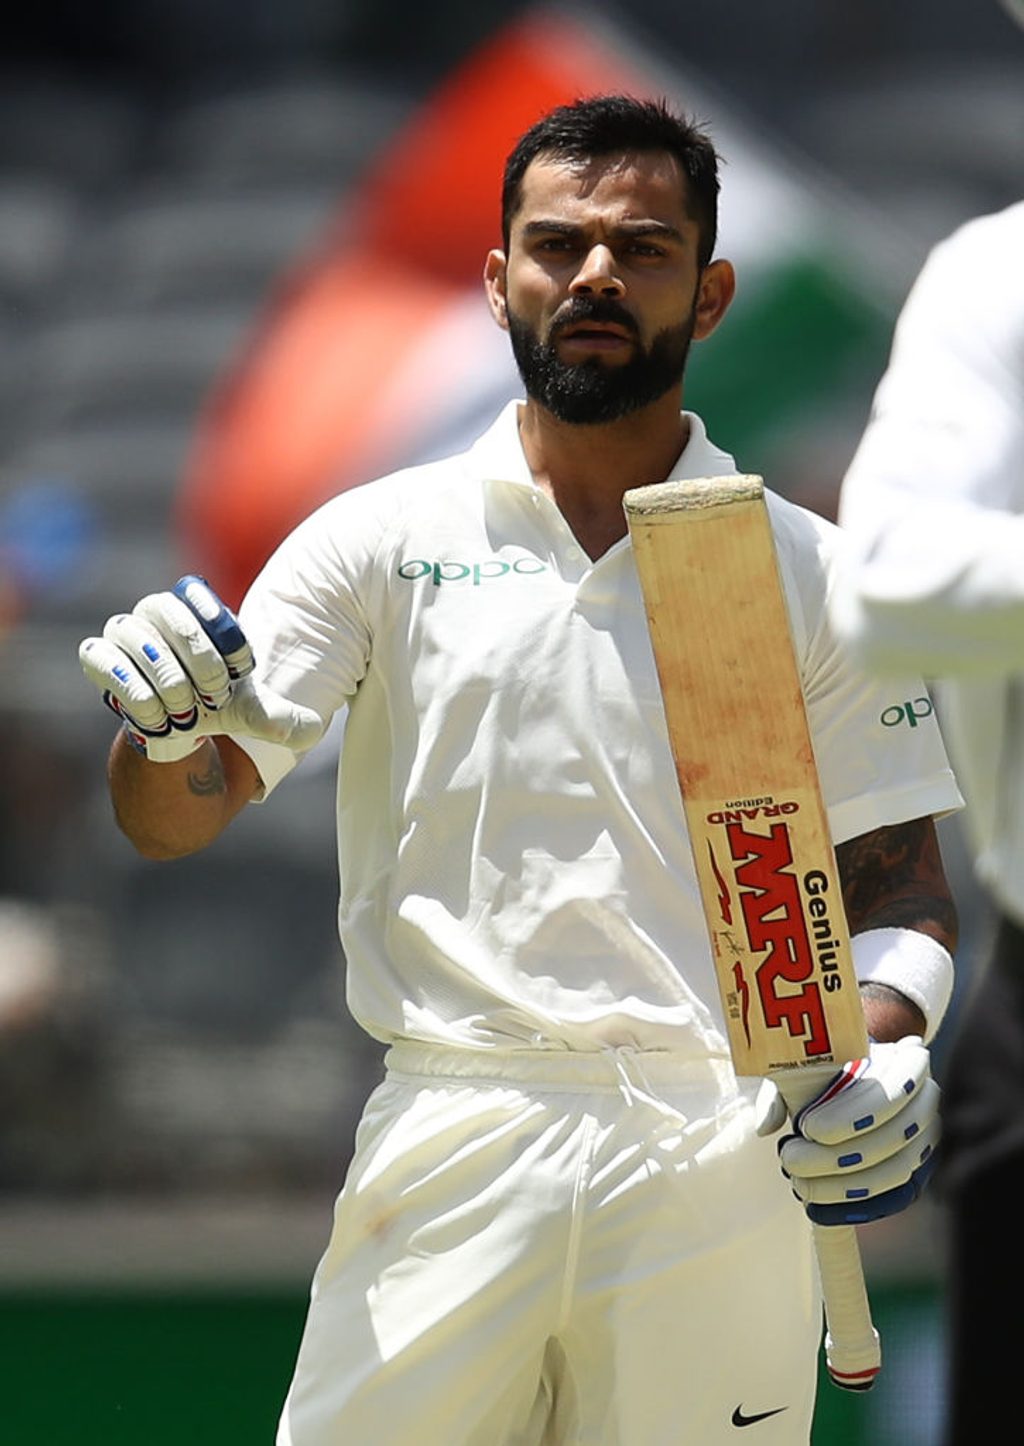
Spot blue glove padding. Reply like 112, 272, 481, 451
79, 577, 324, 762
768, 1036, 940, 1226
802, 1151, 938, 1227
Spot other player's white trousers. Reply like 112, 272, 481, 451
277, 1043, 822, 1445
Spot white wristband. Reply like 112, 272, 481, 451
851, 927, 954, 1044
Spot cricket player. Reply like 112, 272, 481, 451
830, 170, 1024, 1442
81, 97, 962, 1444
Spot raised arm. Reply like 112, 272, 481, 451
80, 578, 323, 860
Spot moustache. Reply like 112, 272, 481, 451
549, 299, 640, 340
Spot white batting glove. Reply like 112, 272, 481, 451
79, 575, 324, 763
756, 1036, 940, 1226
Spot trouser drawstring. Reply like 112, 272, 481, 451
607, 1045, 691, 1130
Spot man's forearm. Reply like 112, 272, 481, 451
837, 817, 958, 1044
836, 817, 958, 950
108, 731, 256, 859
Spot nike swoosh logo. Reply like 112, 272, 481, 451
732, 1405, 788, 1427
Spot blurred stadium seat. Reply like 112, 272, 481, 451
0, 178, 79, 310
152, 70, 411, 189
0, 68, 144, 185
71, 187, 344, 307
23, 308, 256, 428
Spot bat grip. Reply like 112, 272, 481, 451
813, 1222, 881, 1390
776, 1068, 881, 1392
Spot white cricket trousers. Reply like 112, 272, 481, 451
276, 1042, 822, 1445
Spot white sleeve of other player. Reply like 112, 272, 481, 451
768, 494, 963, 847
831, 202, 1024, 677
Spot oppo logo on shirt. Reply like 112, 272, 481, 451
880, 697, 934, 729
397, 558, 550, 586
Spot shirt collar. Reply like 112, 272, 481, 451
465, 400, 737, 489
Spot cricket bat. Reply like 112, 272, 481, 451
623, 474, 881, 1392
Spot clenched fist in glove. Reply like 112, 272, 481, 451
756, 1034, 939, 1226
79, 576, 324, 762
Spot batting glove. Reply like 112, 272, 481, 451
755, 1035, 940, 1226
79, 575, 324, 763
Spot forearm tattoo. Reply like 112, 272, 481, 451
187, 751, 226, 797
836, 817, 958, 949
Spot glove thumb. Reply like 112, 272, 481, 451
225, 678, 325, 752
754, 1077, 789, 1137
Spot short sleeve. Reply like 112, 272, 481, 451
230, 482, 391, 796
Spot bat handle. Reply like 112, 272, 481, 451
776, 1068, 881, 1392
813, 1222, 881, 1390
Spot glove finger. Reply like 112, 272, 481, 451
172, 575, 254, 681
806, 1152, 938, 1226
782, 1078, 940, 1176
79, 635, 171, 735
797, 1037, 930, 1144
787, 1117, 940, 1205
133, 593, 233, 708
103, 609, 203, 725
219, 678, 325, 750
755, 1078, 788, 1138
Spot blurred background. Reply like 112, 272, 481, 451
0, 1, 1019, 1441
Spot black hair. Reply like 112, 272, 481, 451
501, 94, 721, 268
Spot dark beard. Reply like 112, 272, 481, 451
507, 296, 695, 425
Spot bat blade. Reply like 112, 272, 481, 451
624, 474, 881, 1391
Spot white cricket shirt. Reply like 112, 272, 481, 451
833, 203, 1024, 921
237, 402, 962, 1055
